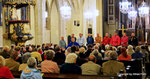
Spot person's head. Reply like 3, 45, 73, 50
71, 45, 76, 53
94, 45, 99, 50
135, 46, 141, 52
65, 53, 77, 64
109, 51, 118, 60
79, 33, 83, 37
79, 47, 85, 53
42, 44, 45, 48
3, 46, 10, 52
66, 47, 71, 53
71, 37, 75, 43
88, 33, 92, 37
27, 57, 37, 68
88, 55, 96, 63
131, 33, 135, 37
61, 37, 64, 40
97, 33, 99, 37
45, 50, 55, 60
0, 56, 5, 67
22, 53, 31, 63
88, 44, 93, 50
141, 45, 146, 50
55, 46, 60, 52
11, 44, 16, 49
117, 46, 122, 52
10, 50, 19, 60
121, 47, 128, 58
128, 45, 133, 50
15, 46, 21, 52
105, 33, 109, 37
37, 47, 42, 51
92, 49, 100, 56
72, 34, 75, 37
123, 33, 126, 37
114, 32, 117, 36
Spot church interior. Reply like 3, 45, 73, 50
0, 0, 150, 79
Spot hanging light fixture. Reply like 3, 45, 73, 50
128, 5, 137, 20
119, 0, 132, 14
138, 1, 149, 17
84, 0, 99, 20
95, 9, 99, 16
60, 2, 72, 20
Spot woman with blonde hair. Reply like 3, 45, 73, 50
0, 56, 14, 79
127, 45, 135, 55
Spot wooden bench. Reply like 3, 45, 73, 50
12, 72, 118, 79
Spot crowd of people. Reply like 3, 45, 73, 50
0, 32, 149, 79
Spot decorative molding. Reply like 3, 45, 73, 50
108, 0, 115, 24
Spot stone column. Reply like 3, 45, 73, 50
96, 0, 103, 37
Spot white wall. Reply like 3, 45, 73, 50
50, 2, 60, 44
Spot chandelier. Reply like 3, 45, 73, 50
84, 10, 93, 20
119, 0, 131, 14
60, 2, 72, 20
138, 1, 149, 17
128, 5, 137, 20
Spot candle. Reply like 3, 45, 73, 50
146, 32, 148, 43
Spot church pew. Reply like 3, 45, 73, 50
12, 72, 118, 79
96, 60, 142, 79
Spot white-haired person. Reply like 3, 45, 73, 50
127, 45, 135, 55
90, 49, 102, 61
0, 56, 14, 79
60, 53, 81, 74
41, 50, 59, 73
102, 51, 126, 76
19, 53, 31, 71
20, 57, 42, 79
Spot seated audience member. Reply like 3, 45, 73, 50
60, 53, 81, 74
102, 51, 126, 76
37, 47, 43, 54
26, 46, 33, 53
10, 44, 16, 54
0, 56, 14, 79
141, 46, 149, 63
5, 50, 20, 71
104, 50, 112, 60
132, 46, 143, 59
90, 49, 102, 61
41, 50, 59, 73
53, 46, 66, 65
21, 57, 42, 79
66, 37, 80, 49
85, 45, 93, 57
127, 45, 135, 55
19, 53, 31, 71
81, 55, 101, 75
118, 47, 131, 61
76, 47, 88, 66
65, 47, 71, 56
117, 46, 122, 55
0, 46, 10, 59
15, 46, 22, 63
31, 49, 42, 63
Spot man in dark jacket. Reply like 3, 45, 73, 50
87, 33, 94, 45
128, 33, 138, 47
